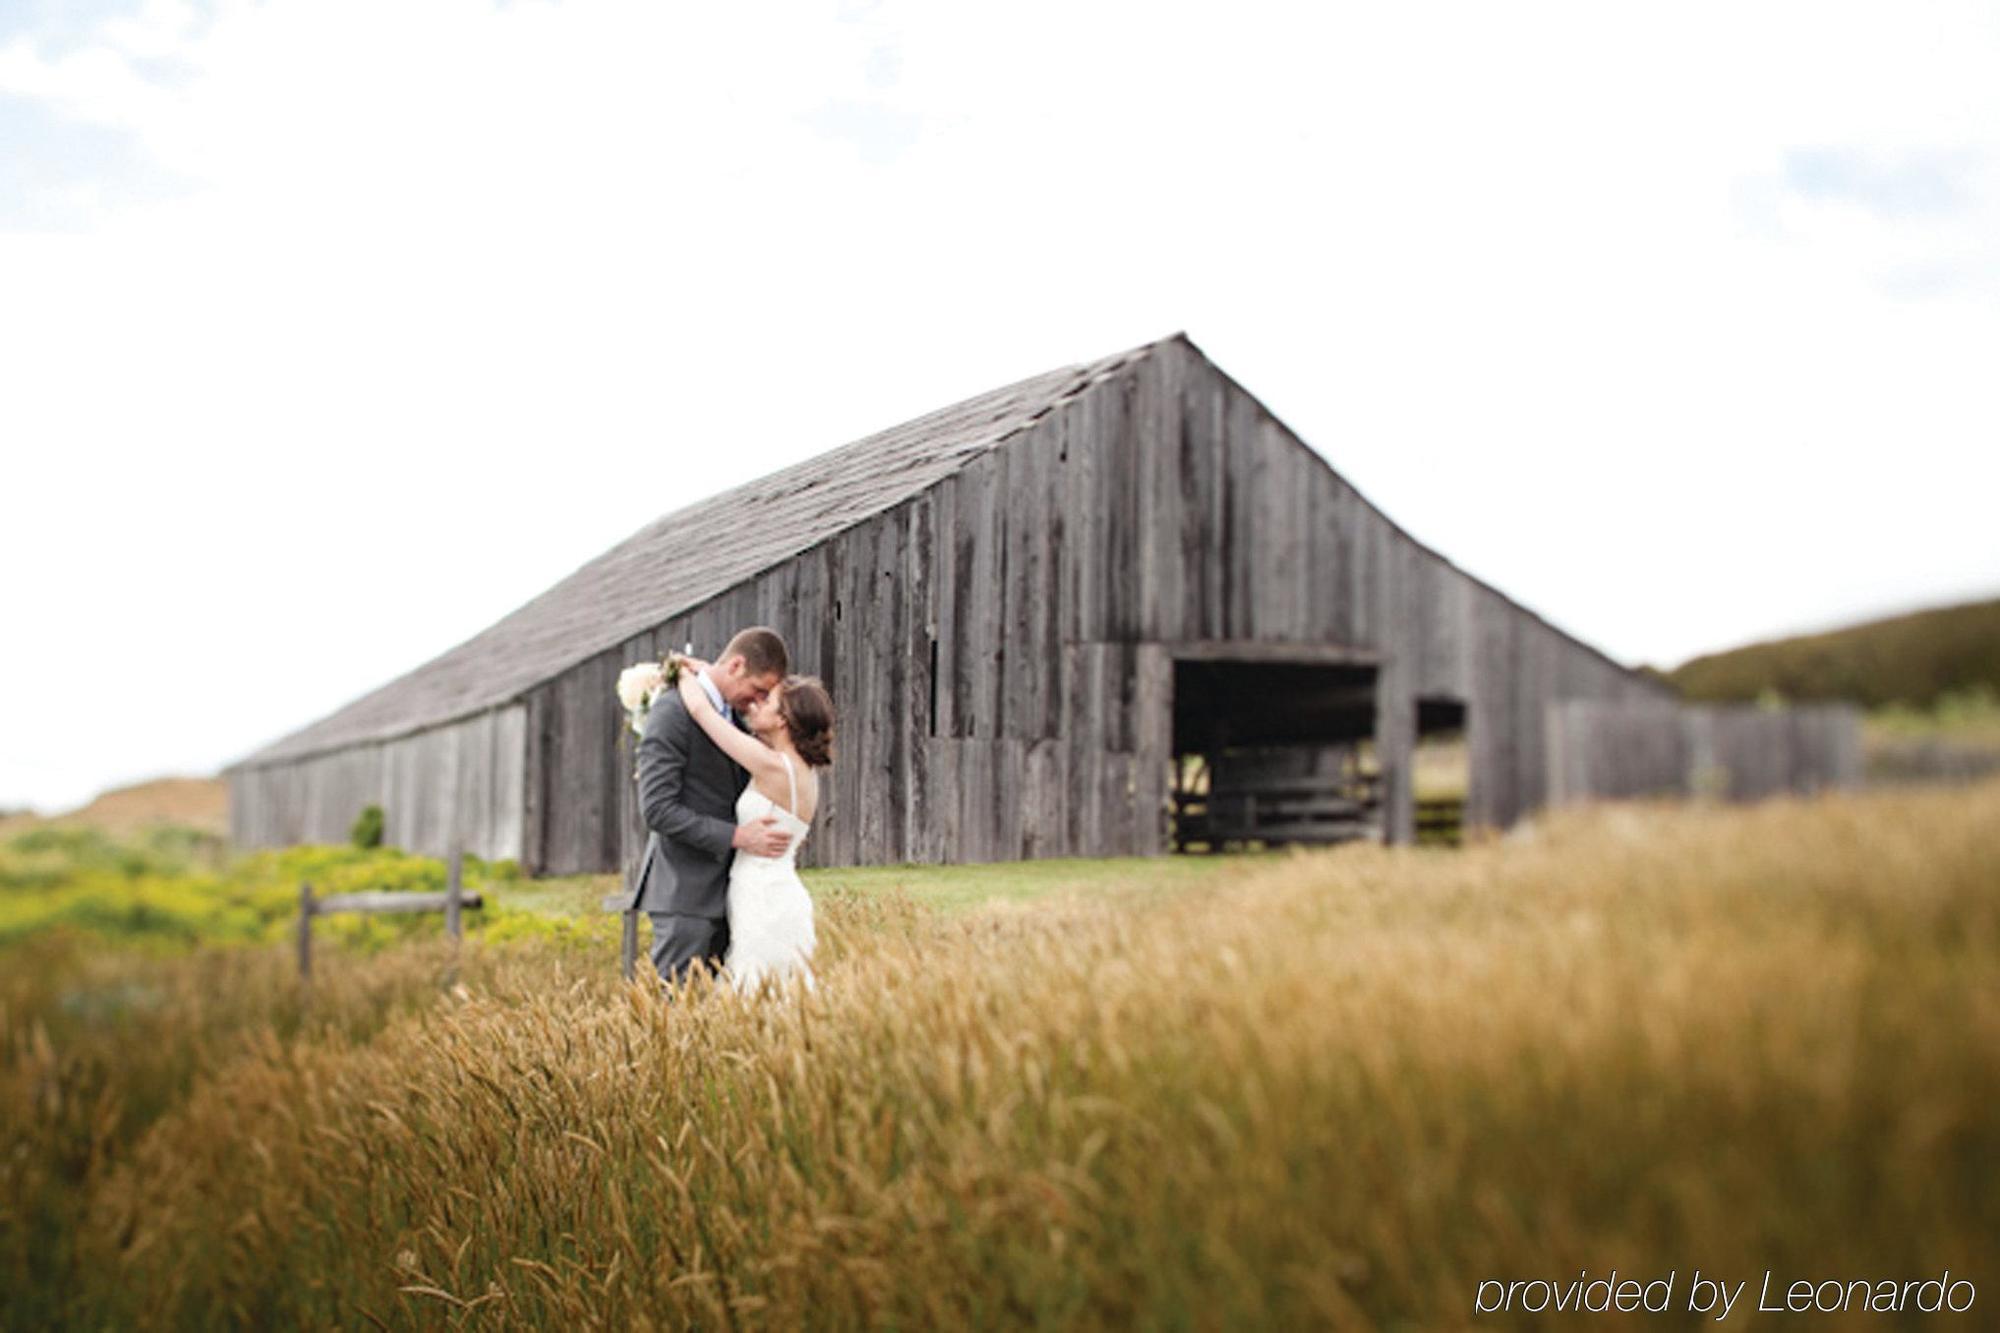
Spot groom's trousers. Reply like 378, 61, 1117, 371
648, 911, 729, 987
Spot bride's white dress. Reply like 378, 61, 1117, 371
724, 754, 816, 993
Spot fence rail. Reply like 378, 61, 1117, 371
295, 849, 483, 981
1173, 773, 1383, 850
312, 890, 482, 915
1414, 796, 1465, 847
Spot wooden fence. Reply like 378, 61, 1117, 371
1171, 774, 1382, 850
1414, 796, 1466, 847
295, 850, 484, 980
1544, 701, 1862, 807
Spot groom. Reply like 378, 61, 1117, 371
632, 626, 794, 986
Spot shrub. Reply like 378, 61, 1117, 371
348, 804, 384, 850
0, 829, 526, 954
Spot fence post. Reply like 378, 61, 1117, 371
627, 860, 644, 981
445, 846, 464, 943
297, 880, 315, 982
598, 890, 642, 981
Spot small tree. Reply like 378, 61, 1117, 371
349, 804, 385, 850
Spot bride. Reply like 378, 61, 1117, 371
672, 655, 834, 993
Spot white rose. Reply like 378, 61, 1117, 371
617, 663, 665, 712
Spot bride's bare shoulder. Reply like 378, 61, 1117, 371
750, 768, 812, 820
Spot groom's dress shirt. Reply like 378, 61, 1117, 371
697, 669, 731, 723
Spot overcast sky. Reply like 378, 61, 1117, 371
3, 0, 1996, 812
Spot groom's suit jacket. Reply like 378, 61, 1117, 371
630, 690, 748, 919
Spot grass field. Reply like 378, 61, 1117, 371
503, 853, 1272, 924
3, 780, 1996, 1329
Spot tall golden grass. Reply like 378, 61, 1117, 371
5, 780, 1996, 1329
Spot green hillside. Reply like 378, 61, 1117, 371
1666, 595, 2000, 708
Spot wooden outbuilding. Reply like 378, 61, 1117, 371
229, 333, 1678, 872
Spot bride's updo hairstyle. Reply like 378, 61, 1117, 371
778, 676, 835, 768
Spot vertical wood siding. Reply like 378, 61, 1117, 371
229, 706, 525, 861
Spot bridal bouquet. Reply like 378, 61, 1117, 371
617, 644, 693, 737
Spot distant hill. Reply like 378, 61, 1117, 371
1664, 596, 2000, 709
0, 776, 228, 839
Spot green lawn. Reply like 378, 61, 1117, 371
480, 871, 617, 919
482, 852, 1287, 926
805, 850, 1283, 913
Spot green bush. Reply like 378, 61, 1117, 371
0, 828, 530, 954
1869, 683, 2000, 736
348, 803, 384, 850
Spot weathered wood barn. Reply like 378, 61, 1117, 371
230, 333, 1680, 872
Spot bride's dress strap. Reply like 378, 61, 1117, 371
783, 752, 797, 816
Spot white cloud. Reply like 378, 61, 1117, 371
1, 0, 1996, 809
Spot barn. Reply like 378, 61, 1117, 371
229, 333, 1679, 873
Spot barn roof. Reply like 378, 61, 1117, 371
235, 339, 1158, 768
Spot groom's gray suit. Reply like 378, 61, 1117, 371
631, 683, 747, 984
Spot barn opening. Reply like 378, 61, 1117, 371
1169, 656, 1383, 851
1414, 696, 1470, 846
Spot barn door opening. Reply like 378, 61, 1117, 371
1414, 696, 1469, 847
1170, 658, 1383, 851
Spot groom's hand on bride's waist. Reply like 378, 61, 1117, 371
733, 817, 792, 857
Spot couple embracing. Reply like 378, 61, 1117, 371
629, 627, 835, 993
